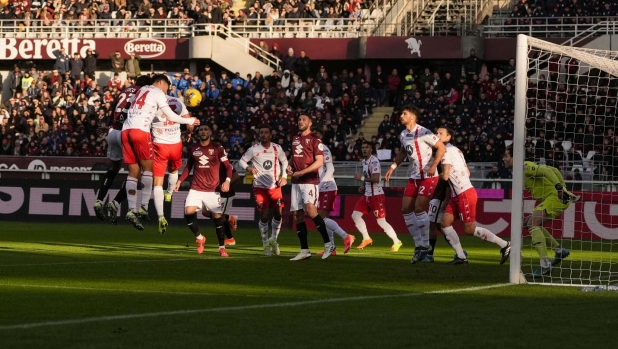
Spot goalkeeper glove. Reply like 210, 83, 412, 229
555, 184, 569, 204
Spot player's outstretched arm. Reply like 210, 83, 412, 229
385, 149, 407, 181
238, 150, 257, 175
440, 164, 451, 181
176, 156, 194, 191
278, 145, 289, 179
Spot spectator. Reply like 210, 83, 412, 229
9, 67, 22, 98
53, 48, 71, 75
387, 68, 400, 107
109, 50, 125, 80
70, 53, 84, 81
83, 49, 98, 79
295, 50, 310, 81
483, 164, 503, 188
465, 48, 482, 81
282, 47, 297, 76
125, 53, 142, 80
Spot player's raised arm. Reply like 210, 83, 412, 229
155, 91, 198, 125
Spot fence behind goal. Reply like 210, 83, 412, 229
511, 34, 618, 286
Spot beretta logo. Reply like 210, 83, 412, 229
124, 39, 166, 59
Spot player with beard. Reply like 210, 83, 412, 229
175, 124, 233, 256
384, 104, 446, 263
93, 75, 151, 223
287, 115, 334, 261
238, 124, 288, 256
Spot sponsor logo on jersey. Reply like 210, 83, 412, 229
292, 140, 300, 145
199, 155, 209, 166
193, 151, 203, 156
295, 144, 303, 155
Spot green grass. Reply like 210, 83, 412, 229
0, 222, 617, 349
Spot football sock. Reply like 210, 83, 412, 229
529, 226, 551, 267
404, 212, 422, 247
312, 215, 330, 244
223, 214, 233, 239
214, 216, 226, 247
326, 227, 335, 244
296, 221, 309, 250
428, 238, 437, 256
140, 171, 153, 209
377, 218, 400, 243
352, 211, 371, 240
185, 213, 200, 237
112, 180, 127, 204
442, 226, 467, 259
324, 218, 348, 239
96, 169, 117, 201
473, 227, 508, 248
415, 211, 430, 248
166, 172, 178, 194
540, 227, 561, 251
259, 220, 269, 246
153, 186, 164, 218
126, 176, 139, 213
271, 218, 281, 241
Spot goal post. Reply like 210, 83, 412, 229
510, 34, 618, 286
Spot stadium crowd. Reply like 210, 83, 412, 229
0, 0, 369, 31
0, 44, 616, 179
503, 0, 618, 30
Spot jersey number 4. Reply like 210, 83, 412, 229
133, 91, 150, 109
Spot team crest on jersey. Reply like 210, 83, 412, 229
305, 139, 310, 145
209, 149, 214, 155
193, 151, 203, 156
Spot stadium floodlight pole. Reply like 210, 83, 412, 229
509, 34, 528, 284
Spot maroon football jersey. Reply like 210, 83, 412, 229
181, 142, 232, 192
110, 86, 140, 130
291, 132, 324, 185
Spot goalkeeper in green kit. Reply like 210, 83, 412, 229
503, 147, 580, 277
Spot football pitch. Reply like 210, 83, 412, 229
1, 222, 616, 348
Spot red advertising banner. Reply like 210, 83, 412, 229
249, 38, 359, 60
324, 194, 618, 240
365, 37, 462, 59
0, 38, 189, 60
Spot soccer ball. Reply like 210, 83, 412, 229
184, 89, 202, 107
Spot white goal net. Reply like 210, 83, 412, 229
511, 35, 618, 286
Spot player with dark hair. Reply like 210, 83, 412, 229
314, 128, 355, 256
352, 140, 402, 251
122, 74, 199, 230
175, 123, 233, 256
94, 75, 151, 223
503, 147, 577, 276
201, 164, 241, 246
287, 115, 334, 261
384, 104, 446, 263
238, 124, 288, 256
437, 127, 511, 264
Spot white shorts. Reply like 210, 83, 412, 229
107, 128, 123, 161
290, 183, 319, 212
220, 196, 234, 215
428, 198, 446, 224
185, 189, 222, 214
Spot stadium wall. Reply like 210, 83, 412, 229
1, 178, 617, 240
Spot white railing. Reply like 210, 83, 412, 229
427, 0, 446, 36
369, 0, 413, 36
0, 19, 193, 38
495, 20, 616, 84
192, 24, 281, 71
198, 19, 371, 38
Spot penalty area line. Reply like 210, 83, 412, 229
0, 283, 317, 299
0, 283, 512, 331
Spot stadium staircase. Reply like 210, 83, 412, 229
358, 106, 392, 137
190, 25, 280, 77
412, 0, 493, 36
